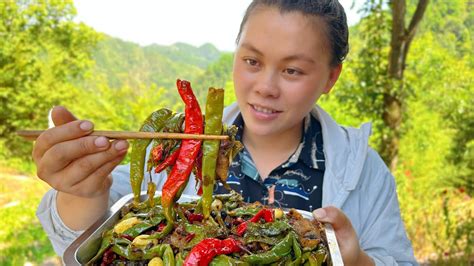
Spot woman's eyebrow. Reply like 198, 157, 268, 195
241, 42, 315, 64
240, 43, 263, 56
282, 54, 315, 64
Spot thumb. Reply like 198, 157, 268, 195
50, 106, 77, 127
313, 206, 353, 232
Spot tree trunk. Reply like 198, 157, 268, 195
382, 0, 429, 171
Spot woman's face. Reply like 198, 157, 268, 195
233, 7, 341, 138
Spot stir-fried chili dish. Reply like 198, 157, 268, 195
87, 79, 331, 266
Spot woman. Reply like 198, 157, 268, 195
35, 0, 417, 264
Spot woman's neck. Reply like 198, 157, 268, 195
242, 120, 304, 178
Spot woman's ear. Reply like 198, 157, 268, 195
323, 64, 343, 94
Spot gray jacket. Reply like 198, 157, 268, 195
37, 103, 417, 265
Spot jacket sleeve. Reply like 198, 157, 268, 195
357, 148, 418, 266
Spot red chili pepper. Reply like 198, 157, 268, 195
120, 234, 134, 241
151, 143, 164, 163
155, 147, 180, 173
236, 222, 248, 236
186, 211, 204, 223
236, 208, 274, 236
162, 79, 203, 220
185, 233, 196, 243
184, 238, 241, 266
250, 208, 274, 223
157, 222, 166, 232
101, 248, 116, 266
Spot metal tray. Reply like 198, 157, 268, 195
63, 192, 342, 265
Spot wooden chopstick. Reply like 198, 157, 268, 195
16, 130, 229, 141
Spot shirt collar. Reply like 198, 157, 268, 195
299, 114, 325, 170
231, 113, 325, 173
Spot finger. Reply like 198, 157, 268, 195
59, 140, 129, 187
38, 135, 112, 175
313, 206, 353, 232
32, 120, 94, 162
51, 106, 77, 126
71, 154, 126, 198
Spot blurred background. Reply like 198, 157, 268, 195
0, 0, 472, 265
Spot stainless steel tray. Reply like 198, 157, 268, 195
63, 192, 342, 265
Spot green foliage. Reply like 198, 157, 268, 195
90, 37, 220, 91
405, 29, 474, 195
327, 0, 473, 261
148, 42, 221, 69
195, 53, 234, 104
0, 0, 99, 160
0, 172, 58, 265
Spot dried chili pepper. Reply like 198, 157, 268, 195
183, 238, 241, 266
160, 79, 203, 237
192, 149, 203, 195
130, 108, 173, 204
149, 112, 185, 173
201, 87, 224, 219
237, 208, 274, 236
215, 125, 243, 190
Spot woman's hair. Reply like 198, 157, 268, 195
236, 0, 349, 67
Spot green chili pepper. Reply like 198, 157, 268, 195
122, 212, 164, 238
313, 248, 327, 266
245, 220, 291, 237
86, 229, 113, 264
111, 242, 174, 265
214, 191, 243, 201
147, 220, 174, 240
147, 181, 157, 208
162, 244, 176, 266
202, 87, 224, 219
244, 235, 286, 246
182, 222, 220, 249
292, 232, 302, 264
299, 249, 327, 266
175, 253, 185, 266
130, 108, 173, 204
228, 207, 260, 217
225, 201, 239, 210
210, 255, 250, 266
242, 231, 296, 264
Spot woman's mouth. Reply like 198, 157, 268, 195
249, 104, 281, 120
252, 104, 278, 114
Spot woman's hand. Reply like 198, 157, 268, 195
313, 206, 374, 266
32, 106, 129, 198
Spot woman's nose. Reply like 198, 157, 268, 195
255, 70, 280, 98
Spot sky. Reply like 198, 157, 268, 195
74, 0, 362, 52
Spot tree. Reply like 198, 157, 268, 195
382, 0, 429, 170
0, 0, 99, 159
336, 0, 429, 170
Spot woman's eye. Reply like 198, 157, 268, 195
284, 68, 301, 75
244, 58, 259, 66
